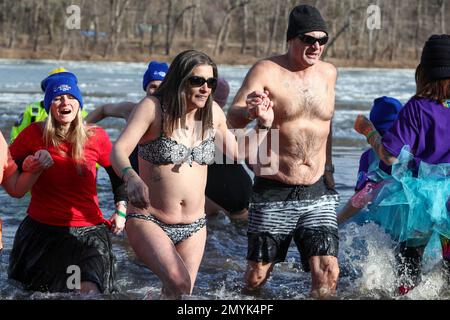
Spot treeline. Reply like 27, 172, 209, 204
0, 0, 448, 65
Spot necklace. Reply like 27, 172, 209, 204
442, 100, 450, 109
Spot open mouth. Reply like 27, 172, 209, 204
60, 109, 72, 115
306, 51, 319, 57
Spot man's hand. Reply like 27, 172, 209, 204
22, 150, 53, 173
247, 90, 274, 127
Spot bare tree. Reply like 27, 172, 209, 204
213, 0, 249, 56
437, 0, 446, 33
104, 0, 131, 57
1, 0, 448, 65
280, 0, 293, 53
240, 2, 249, 55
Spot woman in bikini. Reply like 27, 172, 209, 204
111, 50, 273, 298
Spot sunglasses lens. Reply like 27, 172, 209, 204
188, 76, 217, 89
206, 78, 217, 89
189, 76, 204, 87
318, 36, 329, 45
299, 34, 328, 45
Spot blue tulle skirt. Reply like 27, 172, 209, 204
365, 147, 450, 246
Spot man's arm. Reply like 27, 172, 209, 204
85, 102, 136, 123
227, 61, 269, 129
215, 96, 274, 163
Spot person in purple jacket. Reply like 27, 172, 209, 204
337, 96, 402, 224
354, 34, 450, 295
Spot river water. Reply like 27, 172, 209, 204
0, 59, 445, 300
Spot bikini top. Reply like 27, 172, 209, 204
138, 105, 215, 167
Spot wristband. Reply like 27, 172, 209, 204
366, 130, 379, 143
115, 209, 127, 218
121, 166, 133, 180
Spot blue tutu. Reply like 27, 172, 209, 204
365, 147, 450, 245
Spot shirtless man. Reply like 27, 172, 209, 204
227, 4, 339, 298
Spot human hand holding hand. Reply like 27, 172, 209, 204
22, 150, 53, 173
246, 90, 272, 121
247, 90, 274, 127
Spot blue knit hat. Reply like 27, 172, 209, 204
44, 76, 83, 113
369, 96, 403, 134
142, 61, 168, 91
41, 69, 78, 92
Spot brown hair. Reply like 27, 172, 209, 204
415, 64, 450, 101
154, 50, 217, 139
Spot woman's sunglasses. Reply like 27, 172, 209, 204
188, 76, 218, 89
298, 34, 329, 46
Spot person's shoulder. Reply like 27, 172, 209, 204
88, 124, 108, 136
87, 125, 112, 145
212, 101, 226, 122
317, 60, 337, 78
401, 97, 428, 114
138, 95, 159, 109
25, 121, 44, 133
251, 56, 285, 73
12, 122, 43, 144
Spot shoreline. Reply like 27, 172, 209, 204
0, 47, 418, 69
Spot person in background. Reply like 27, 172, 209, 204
85, 61, 169, 123
205, 77, 253, 220
354, 34, 450, 295
85, 61, 169, 173
10, 68, 87, 144
8, 75, 127, 294
337, 96, 403, 224
0, 129, 52, 251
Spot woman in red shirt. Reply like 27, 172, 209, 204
9, 75, 127, 294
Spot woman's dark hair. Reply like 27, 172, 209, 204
155, 50, 218, 138
414, 65, 450, 101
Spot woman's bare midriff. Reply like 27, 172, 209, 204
129, 159, 208, 224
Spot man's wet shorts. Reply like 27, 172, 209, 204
247, 176, 340, 272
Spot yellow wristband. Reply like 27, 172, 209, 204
116, 209, 126, 218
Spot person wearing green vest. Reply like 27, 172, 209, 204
10, 68, 87, 143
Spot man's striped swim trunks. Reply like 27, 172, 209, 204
247, 176, 340, 272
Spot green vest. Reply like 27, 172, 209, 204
10, 101, 88, 143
